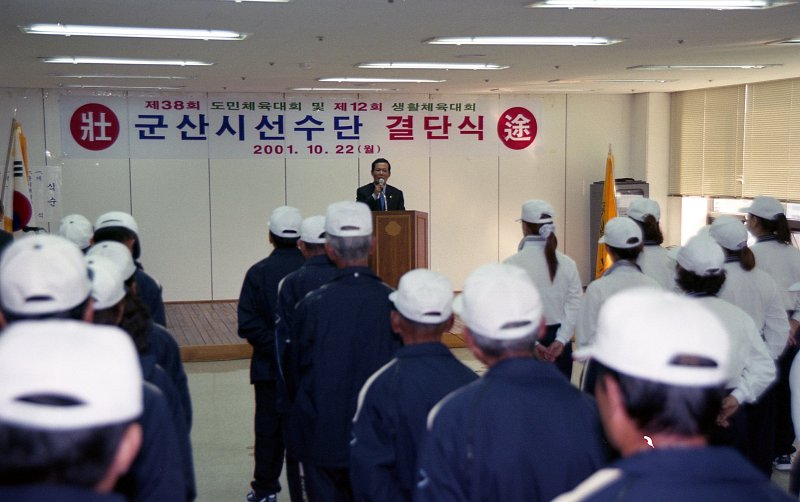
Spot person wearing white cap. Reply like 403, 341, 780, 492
285, 201, 401, 502
0, 320, 144, 501
0, 235, 187, 502
415, 263, 607, 502
87, 254, 197, 501
575, 216, 660, 393
88, 241, 193, 433
273, 215, 336, 502
554, 289, 794, 502
503, 199, 582, 380
673, 234, 775, 456
709, 215, 791, 474
626, 197, 676, 290
58, 213, 94, 252
741, 195, 800, 471
93, 211, 167, 327
0, 234, 93, 325
238, 205, 305, 502
350, 269, 477, 501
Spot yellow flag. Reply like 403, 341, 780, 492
594, 147, 617, 279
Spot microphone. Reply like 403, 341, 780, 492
378, 178, 385, 187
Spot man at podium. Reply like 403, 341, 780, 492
356, 158, 405, 211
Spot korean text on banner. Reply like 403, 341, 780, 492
594, 147, 617, 279
2, 121, 33, 232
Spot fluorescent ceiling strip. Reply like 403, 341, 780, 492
291, 87, 397, 92
358, 62, 508, 70
527, 0, 794, 9
768, 38, 800, 44
589, 79, 677, 82
22, 23, 247, 40
426, 36, 623, 46
319, 77, 446, 83
42, 57, 213, 66
63, 85, 185, 90
628, 64, 781, 70
51, 74, 196, 79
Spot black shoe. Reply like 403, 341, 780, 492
247, 490, 278, 502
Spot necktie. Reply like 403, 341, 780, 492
379, 192, 386, 211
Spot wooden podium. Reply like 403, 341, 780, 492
368, 210, 428, 288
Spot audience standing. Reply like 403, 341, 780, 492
504, 199, 582, 379
238, 206, 305, 502
415, 263, 607, 502
350, 269, 477, 501
285, 201, 401, 502
555, 288, 793, 502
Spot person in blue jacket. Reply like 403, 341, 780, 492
93, 211, 167, 327
415, 263, 608, 502
87, 255, 196, 501
0, 234, 186, 502
239, 206, 305, 502
555, 288, 794, 502
0, 321, 144, 502
285, 201, 401, 502
274, 215, 337, 502
350, 268, 477, 502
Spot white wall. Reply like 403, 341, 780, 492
2, 88, 677, 299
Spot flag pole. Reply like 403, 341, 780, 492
0, 117, 17, 220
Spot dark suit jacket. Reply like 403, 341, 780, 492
356, 182, 405, 211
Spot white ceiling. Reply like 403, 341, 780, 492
3, 0, 800, 95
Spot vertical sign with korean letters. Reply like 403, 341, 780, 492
59, 93, 542, 159
60, 94, 129, 158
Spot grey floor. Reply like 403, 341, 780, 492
186, 350, 791, 502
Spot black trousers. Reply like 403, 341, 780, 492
541, 323, 573, 381
302, 464, 353, 502
253, 382, 283, 496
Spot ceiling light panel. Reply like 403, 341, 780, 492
21, 24, 247, 40
628, 64, 781, 70
527, 0, 795, 9
426, 36, 623, 46
42, 57, 213, 66
318, 77, 446, 83
357, 62, 509, 70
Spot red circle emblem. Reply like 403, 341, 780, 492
497, 107, 537, 150
70, 103, 120, 151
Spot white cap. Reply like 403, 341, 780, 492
674, 234, 725, 277
0, 320, 143, 430
740, 196, 785, 220
269, 206, 302, 238
58, 214, 93, 250
86, 255, 126, 310
453, 263, 542, 340
326, 201, 372, 237
300, 215, 326, 244
518, 200, 554, 224
389, 269, 454, 324
598, 217, 643, 249
574, 288, 731, 387
709, 215, 747, 251
627, 198, 661, 223
87, 241, 136, 281
0, 235, 91, 315
94, 211, 139, 235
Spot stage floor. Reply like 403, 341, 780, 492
168, 301, 467, 362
